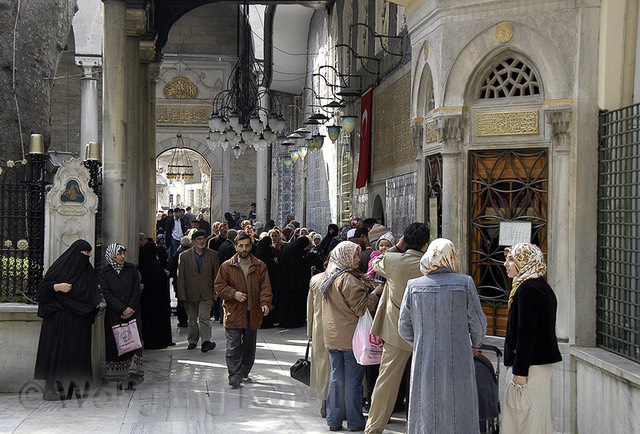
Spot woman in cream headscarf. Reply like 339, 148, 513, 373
320, 241, 382, 432
502, 243, 562, 434
398, 238, 487, 434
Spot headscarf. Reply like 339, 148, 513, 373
320, 241, 361, 298
37, 239, 100, 317
505, 243, 547, 309
420, 238, 460, 275
316, 223, 340, 258
375, 231, 396, 249
105, 243, 127, 274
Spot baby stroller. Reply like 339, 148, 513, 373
475, 344, 502, 434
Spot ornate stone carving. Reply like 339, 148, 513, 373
425, 121, 438, 143
126, 8, 148, 35
422, 41, 429, 61
139, 40, 156, 63
437, 116, 463, 154
476, 111, 538, 136
163, 76, 199, 99
496, 21, 514, 43
156, 104, 210, 127
546, 109, 572, 150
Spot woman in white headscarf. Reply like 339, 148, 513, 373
98, 243, 144, 390
321, 241, 382, 432
398, 238, 487, 434
502, 243, 561, 434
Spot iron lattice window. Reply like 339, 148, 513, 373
425, 154, 442, 238
598, 104, 640, 362
339, 139, 353, 224
478, 57, 541, 99
469, 149, 548, 336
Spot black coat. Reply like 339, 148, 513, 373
504, 277, 562, 376
98, 262, 141, 327
164, 217, 189, 245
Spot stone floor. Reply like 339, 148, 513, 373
0, 319, 407, 434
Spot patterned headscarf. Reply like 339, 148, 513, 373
375, 231, 396, 249
505, 243, 547, 309
105, 243, 127, 274
320, 241, 361, 298
420, 238, 460, 275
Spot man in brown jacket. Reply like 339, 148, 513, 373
365, 222, 430, 434
177, 230, 219, 353
214, 232, 273, 388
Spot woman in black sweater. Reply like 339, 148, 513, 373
503, 243, 562, 434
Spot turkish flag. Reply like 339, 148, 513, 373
356, 88, 373, 188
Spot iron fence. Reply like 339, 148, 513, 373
0, 154, 47, 302
598, 103, 640, 362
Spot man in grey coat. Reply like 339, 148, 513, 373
177, 230, 220, 352
365, 222, 430, 434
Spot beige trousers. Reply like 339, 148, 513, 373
364, 342, 412, 434
502, 364, 555, 434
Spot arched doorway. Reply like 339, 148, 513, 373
372, 194, 384, 225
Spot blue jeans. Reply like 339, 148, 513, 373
327, 349, 366, 430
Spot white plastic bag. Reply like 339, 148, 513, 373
352, 310, 383, 365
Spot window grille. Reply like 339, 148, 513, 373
339, 139, 353, 224
478, 57, 541, 99
598, 104, 640, 362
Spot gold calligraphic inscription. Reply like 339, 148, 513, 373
476, 111, 539, 136
425, 121, 438, 143
495, 22, 514, 43
422, 41, 429, 61
163, 76, 198, 99
156, 104, 210, 127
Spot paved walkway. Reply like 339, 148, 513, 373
0, 319, 407, 434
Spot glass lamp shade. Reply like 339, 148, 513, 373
211, 130, 221, 143
290, 149, 300, 162
239, 139, 248, 153
305, 138, 314, 150
268, 114, 278, 130
262, 126, 274, 143
226, 128, 237, 141
283, 155, 293, 167
340, 115, 358, 135
298, 144, 308, 159
241, 126, 253, 143
221, 139, 230, 151
206, 134, 214, 148
313, 134, 325, 150
276, 116, 287, 133
258, 135, 268, 150
327, 125, 342, 142
228, 112, 241, 131
232, 145, 242, 159
209, 113, 223, 131
249, 115, 261, 132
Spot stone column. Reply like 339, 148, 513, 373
75, 58, 101, 160
438, 115, 463, 264
125, 33, 140, 259
137, 40, 156, 237
148, 61, 161, 236
222, 150, 231, 217
101, 0, 128, 249
256, 87, 269, 223
546, 109, 572, 341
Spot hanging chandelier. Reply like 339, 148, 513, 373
207, 3, 286, 158
166, 133, 194, 180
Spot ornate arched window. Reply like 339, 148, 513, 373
477, 57, 541, 99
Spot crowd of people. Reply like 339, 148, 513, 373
34, 207, 561, 434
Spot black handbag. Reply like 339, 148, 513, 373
290, 340, 311, 386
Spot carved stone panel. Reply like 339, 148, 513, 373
476, 111, 539, 137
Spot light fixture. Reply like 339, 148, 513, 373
341, 115, 358, 136
327, 125, 342, 143
207, 4, 284, 155
290, 149, 300, 163
297, 143, 308, 160
313, 134, 325, 150
166, 133, 194, 180
283, 155, 293, 167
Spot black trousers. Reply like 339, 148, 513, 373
225, 311, 257, 380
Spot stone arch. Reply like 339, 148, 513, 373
372, 194, 385, 225
156, 136, 220, 174
413, 61, 436, 119
444, 21, 570, 107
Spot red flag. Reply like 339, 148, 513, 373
356, 88, 373, 188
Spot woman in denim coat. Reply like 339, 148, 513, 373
399, 238, 487, 434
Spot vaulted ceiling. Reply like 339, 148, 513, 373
151, 0, 332, 95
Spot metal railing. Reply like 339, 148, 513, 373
598, 104, 640, 362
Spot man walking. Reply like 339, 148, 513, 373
215, 232, 273, 388
365, 222, 430, 434
177, 230, 219, 352
166, 207, 188, 257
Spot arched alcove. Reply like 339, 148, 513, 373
414, 62, 436, 119
372, 194, 384, 225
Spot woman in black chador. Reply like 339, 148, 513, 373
278, 236, 313, 328
139, 241, 174, 349
34, 239, 102, 400
255, 235, 280, 328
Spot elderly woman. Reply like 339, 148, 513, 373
307, 268, 331, 418
321, 241, 382, 432
398, 238, 487, 434
502, 243, 562, 434
99, 243, 144, 390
